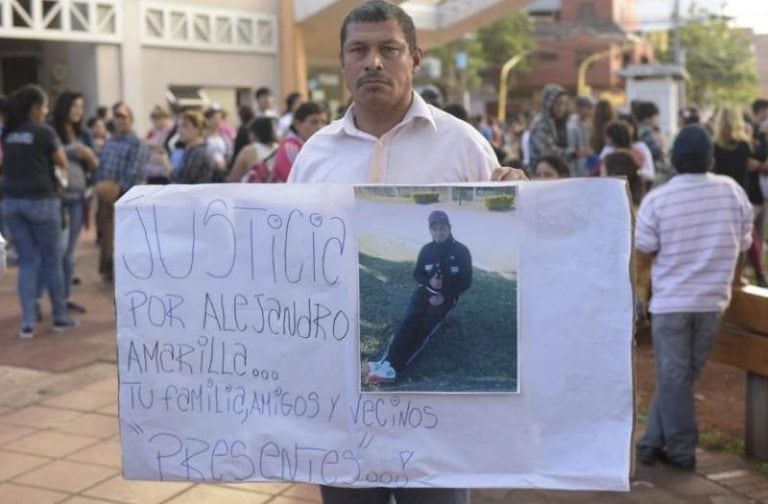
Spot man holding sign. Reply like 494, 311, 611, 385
289, 1, 524, 501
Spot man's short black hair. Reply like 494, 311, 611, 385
672, 124, 713, 174
255, 87, 272, 100
752, 98, 768, 116
634, 101, 659, 122
340, 0, 418, 52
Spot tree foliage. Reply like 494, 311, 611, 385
654, 7, 757, 106
421, 11, 535, 93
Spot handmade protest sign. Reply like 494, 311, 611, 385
116, 179, 633, 490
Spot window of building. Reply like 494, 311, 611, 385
538, 51, 559, 63
165, 86, 208, 110
574, 50, 592, 69
579, 2, 597, 21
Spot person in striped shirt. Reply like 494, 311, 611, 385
635, 124, 753, 471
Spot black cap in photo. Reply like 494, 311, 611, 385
428, 210, 450, 226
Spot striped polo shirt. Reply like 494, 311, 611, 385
636, 173, 753, 314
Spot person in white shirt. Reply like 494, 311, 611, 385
635, 124, 753, 471
276, 91, 303, 138
288, 2, 523, 502
254, 87, 278, 120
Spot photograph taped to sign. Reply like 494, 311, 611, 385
115, 180, 633, 490
355, 186, 518, 393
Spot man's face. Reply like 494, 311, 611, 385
257, 94, 273, 112
430, 223, 451, 244
294, 112, 327, 141
341, 19, 421, 112
113, 105, 133, 135
206, 112, 221, 130
552, 94, 569, 120
757, 107, 768, 124
578, 104, 594, 122
179, 119, 200, 144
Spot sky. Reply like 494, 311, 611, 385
636, 0, 768, 34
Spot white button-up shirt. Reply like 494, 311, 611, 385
288, 92, 498, 184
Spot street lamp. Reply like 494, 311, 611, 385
497, 52, 529, 124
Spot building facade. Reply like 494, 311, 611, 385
515, 0, 652, 96
0, 0, 281, 131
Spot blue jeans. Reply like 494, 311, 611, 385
61, 196, 84, 299
638, 311, 721, 463
36, 196, 84, 300
1, 197, 68, 328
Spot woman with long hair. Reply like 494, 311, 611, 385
590, 100, 616, 156
0, 84, 78, 338
714, 107, 768, 286
227, 117, 279, 182
49, 90, 99, 313
272, 102, 327, 183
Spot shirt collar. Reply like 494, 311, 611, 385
330, 91, 438, 140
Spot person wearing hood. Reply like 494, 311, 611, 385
528, 83, 570, 171
367, 210, 472, 384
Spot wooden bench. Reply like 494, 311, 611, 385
710, 286, 768, 461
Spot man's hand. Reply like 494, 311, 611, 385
429, 294, 444, 307
491, 167, 528, 181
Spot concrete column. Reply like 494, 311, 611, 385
745, 372, 768, 461
279, 0, 308, 100
120, 0, 144, 128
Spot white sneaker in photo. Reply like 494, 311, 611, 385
367, 360, 396, 384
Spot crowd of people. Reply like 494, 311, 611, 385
0, 78, 766, 329
0, 83, 330, 339
0, 0, 764, 500
433, 88, 768, 289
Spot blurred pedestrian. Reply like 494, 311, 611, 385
273, 101, 327, 182
227, 117, 279, 183
203, 104, 231, 181
49, 91, 99, 314
93, 102, 148, 283
534, 155, 569, 180
231, 105, 256, 164
713, 107, 768, 286
175, 110, 216, 184
634, 101, 665, 172
143, 105, 172, 184
567, 96, 594, 176
254, 87, 278, 119
528, 84, 570, 169
277, 92, 304, 138
589, 99, 615, 165
0, 84, 78, 338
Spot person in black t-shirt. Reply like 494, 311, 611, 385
714, 107, 768, 287
0, 84, 79, 338
367, 210, 472, 384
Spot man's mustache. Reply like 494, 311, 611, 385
357, 75, 392, 88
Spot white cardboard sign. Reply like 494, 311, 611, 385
116, 179, 633, 490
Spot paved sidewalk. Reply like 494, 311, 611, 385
1, 231, 768, 503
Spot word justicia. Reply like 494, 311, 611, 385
119, 200, 347, 287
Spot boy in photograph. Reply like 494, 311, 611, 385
367, 210, 472, 383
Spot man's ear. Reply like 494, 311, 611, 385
411, 47, 423, 74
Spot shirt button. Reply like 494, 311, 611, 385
377, 141, 384, 147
